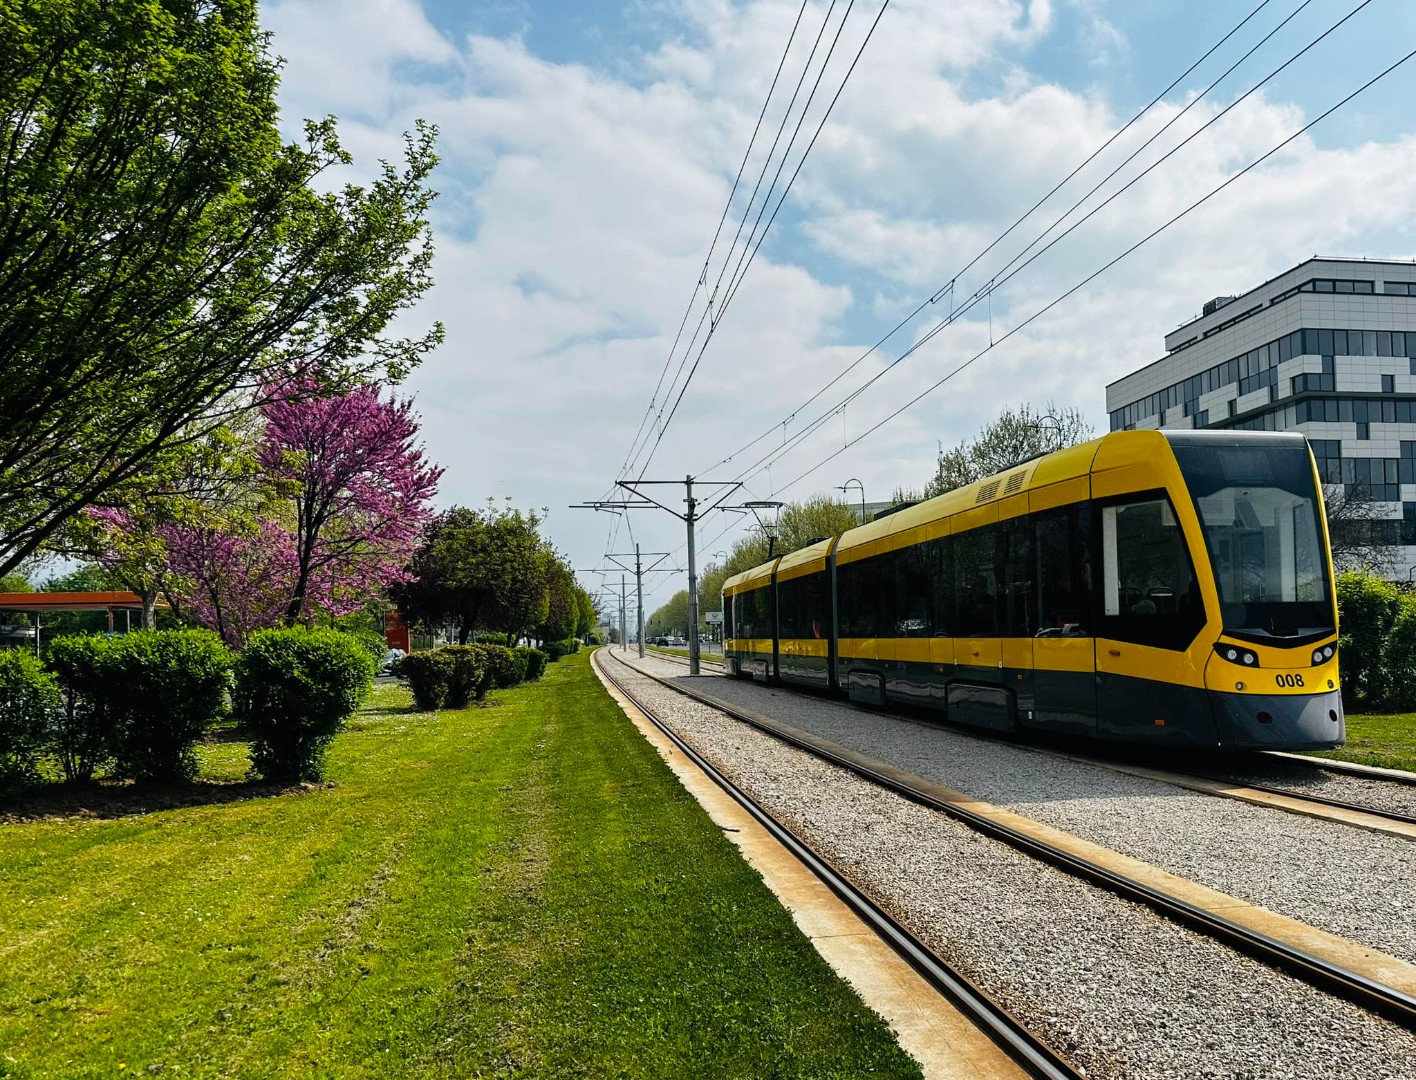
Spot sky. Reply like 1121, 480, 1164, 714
262, 0, 1416, 618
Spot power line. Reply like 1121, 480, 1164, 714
631, 0, 892, 483
612, 0, 814, 490
696, 0, 1293, 479
718, 0, 1378, 493
766, 42, 1416, 497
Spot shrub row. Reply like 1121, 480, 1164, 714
0, 627, 374, 792
1336, 572, 1416, 709
395, 642, 548, 711
543, 638, 581, 662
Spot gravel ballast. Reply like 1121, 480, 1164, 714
641, 656, 1416, 967
602, 652, 1416, 1079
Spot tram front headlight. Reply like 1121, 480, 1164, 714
1323, 645, 1334, 659
1226, 648, 1239, 661
1312, 649, 1324, 665
1241, 651, 1256, 666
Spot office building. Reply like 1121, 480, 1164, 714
1106, 257, 1416, 575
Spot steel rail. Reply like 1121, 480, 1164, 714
610, 649, 1416, 1029
593, 649, 1084, 1080
647, 651, 1416, 829
1177, 771, 1416, 828
1261, 751, 1416, 788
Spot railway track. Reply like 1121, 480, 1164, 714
609, 648, 1416, 1029
592, 648, 1084, 1080
643, 648, 1416, 836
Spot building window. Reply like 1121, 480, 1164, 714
1356, 422, 1370, 440
1227, 398, 1237, 418
1193, 410, 1209, 428
1384, 374, 1396, 394
1312, 440, 1342, 484
1386, 282, 1414, 296
1404, 503, 1416, 546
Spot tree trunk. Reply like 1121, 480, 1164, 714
457, 620, 470, 645
141, 591, 157, 631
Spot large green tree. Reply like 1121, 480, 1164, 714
924, 402, 1093, 498
0, 0, 442, 577
392, 504, 550, 645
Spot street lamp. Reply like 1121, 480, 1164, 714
838, 478, 866, 524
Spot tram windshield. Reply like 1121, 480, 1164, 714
1170, 434, 1334, 643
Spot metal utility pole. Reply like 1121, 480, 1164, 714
619, 574, 628, 652
605, 545, 680, 659
686, 477, 699, 671
573, 476, 742, 675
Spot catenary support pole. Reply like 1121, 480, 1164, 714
686, 475, 700, 675
620, 574, 627, 653
636, 544, 646, 659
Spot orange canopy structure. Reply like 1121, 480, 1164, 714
0, 591, 151, 611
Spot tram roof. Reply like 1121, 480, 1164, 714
722, 556, 780, 596
720, 428, 1303, 588
832, 434, 1109, 560
774, 536, 836, 583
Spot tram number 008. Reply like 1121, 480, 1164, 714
1275, 673, 1305, 688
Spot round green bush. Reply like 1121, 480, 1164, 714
438, 645, 489, 709
396, 650, 454, 711
472, 644, 524, 692
46, 635, 120, 782
234, 626, 375, 783
107, 629, 232, 784
0, 650, 59, 793
516, 647, 548, 681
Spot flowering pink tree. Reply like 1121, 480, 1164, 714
259, 378, 442, 625
162, 519, 298, 645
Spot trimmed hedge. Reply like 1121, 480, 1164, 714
1333, 570, 1416, 709
543, 638, 580, 663
472, 644, 524, 693
472, 631, 511, 647
438, 645, 489, 709
0, 650, 58, 793
106, 630, 233, 783
46, 635, 119, 782
234, 627, 375, 782
396, 650, 455, 711
516, 647, 548, 682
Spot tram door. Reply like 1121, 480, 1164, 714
1030, 503, 1097, 736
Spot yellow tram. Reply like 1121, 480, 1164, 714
722, 430, 1343, 749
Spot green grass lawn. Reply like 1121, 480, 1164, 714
0, 652, 919, 1079
1311, 711, 1416, 772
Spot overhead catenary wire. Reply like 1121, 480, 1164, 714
764, 43, 1416, 497
720, 0, 1379, 494
599, 0, 817, 572
610, 0, 1373, 588
612, 0, 815, 492
696, 0, 1304, 480
631, 0, 892, 485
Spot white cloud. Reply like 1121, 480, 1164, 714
262, 0, 1416, 588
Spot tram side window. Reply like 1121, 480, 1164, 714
1034, 504, 1094, 636
1100, 497, 1205, 650
954, 524, 1000, 637
840, 553, 892, 637
754, 585, 774, 639
804, 569, 829, 639
777, 572, 829, 639
928, 536, 954, 636
724, 595, 735, 639
1000, 517, 1035, 637
893, 542, 934, 636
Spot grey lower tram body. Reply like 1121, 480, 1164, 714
727, 648, 1344, 750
